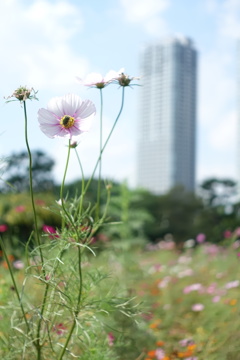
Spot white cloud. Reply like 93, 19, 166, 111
0, 0, 88, 92
120, 0, 169, 35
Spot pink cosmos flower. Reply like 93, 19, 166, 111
0, 224, 8, 232
179, 338, 194, 347
43, 225, 56, 234
233, 240, 240, 249
155, 348, 166, 360
183, 283, 203, 294
38, 93, 96, 139
191, 303, 204, 312
42, 225, 59, 239
15, 205, 25, 213
206, 283, 217, 294
196, 233, 206, 243
224, 230, 232, 238
225, 280, 239, 289
77, 70, 119, 88
13, 260, 24, 270
53, 323, 67, 335
212, 295, 221, 303
234, 227, 240, 237
107, 332, 115, 346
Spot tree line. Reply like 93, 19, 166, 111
0, 150, 239, 245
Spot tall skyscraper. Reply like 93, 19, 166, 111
137, 36, 197, 194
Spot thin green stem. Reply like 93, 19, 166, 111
23, 101, 43, 265
85, 86, 125, 195
75, 148, 85, 217
0, 235, 30, 334
24, 100, 46, 358
96, 88, 103, 220
60, 140, 75, 229
57, 232, 83, 360
58, 318, 76, 360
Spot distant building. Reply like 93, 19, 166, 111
137, 36, 197, 194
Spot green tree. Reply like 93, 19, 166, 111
199, 178, 237, 208
1, 150, 55, 193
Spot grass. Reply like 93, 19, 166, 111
0, 238, 240, 359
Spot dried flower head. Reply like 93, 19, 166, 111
5, 86, 38, 103
116, 70, 140, 87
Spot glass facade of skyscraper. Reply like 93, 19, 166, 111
137, 36, 197, 194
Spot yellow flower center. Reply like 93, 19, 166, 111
60, 115, 75, 129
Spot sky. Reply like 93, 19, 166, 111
0, 0, 240, 189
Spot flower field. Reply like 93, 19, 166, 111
0, 237, 240, 360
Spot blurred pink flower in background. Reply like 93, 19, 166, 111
42, 225, 59, 239
43, 225, 56, 234
179, 338, 195, 347
0, 224, 8, 232
204, 243, 220, 256
183, 283, 203, 294
224, 230, 232, 239
196, 233, 206, 243
232, 240, 240, 249
53, 323, 67, 335
191, 303, 204, 312
234, 227, 240, 237
178, 268, 194, 278
35, 199, 46, 206
77, 70, 119, 88
155, 348, 166, 360
212, 295, 221, 303
225, 280, 239, 289
15, 205, 25, 213
206, 283, 217, 294
107, 332, 115, 346
13, 260, 24, 270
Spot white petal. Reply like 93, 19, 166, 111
75, 99, 96, 119
104, 70, 119, 82
38, 108, 59, 124
47, 96, 65, 117
61, 94, 83, 116
39, 123, 65, 138
84, 72, 103, 85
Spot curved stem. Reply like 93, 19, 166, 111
24, 100, 46, 358
75, 148, 85, 217
23, 101, 43, 265
60, 140, 75, 229
57, 233, 83, 360
96, 88, 103, 220
85, 86, 125, 195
